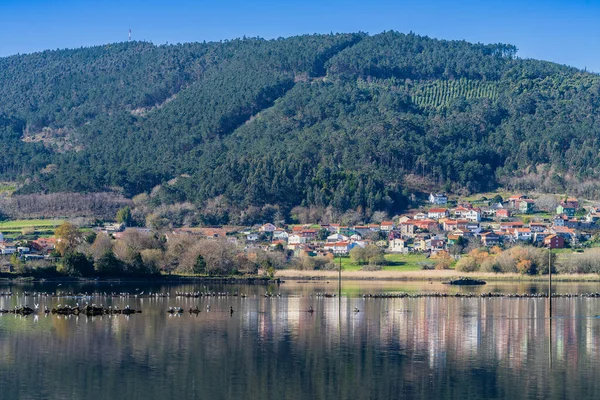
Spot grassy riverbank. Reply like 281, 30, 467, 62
1, 269, 599, 283
276, 269, 600, 282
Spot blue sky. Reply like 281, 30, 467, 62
1, 0, 599, 71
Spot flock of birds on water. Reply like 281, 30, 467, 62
2, 289, 600, 318
0, 302, 141, 316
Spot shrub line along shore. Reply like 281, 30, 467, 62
2, 271, 600, 283
275, 269, 600, 282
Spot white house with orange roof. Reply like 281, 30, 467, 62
464, 209, 481, 222
368, 224, 381, 232
513, 228, 532, 241
529, 222, 547, 233
380, 221, 395, 231
443, 220, 458, 232
428, 208, 449, 220
288, 234, 307, 245
452, 206, 471, 218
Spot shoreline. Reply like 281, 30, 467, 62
275, 269, 600, 282
0, 275, 279, 285
1, 271, 599, 284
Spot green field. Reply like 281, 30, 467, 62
0, 219, 64, 234
462, 191, 513, 203
337, 253, 432, 272
512, 212, 553, 221
0, 184, 16, 193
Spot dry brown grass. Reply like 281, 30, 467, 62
276, 269, 600, 282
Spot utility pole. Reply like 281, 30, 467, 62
129, 29, 132, 41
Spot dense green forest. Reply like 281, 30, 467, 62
1, 31, 600, 223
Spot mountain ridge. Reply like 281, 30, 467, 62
1, 31, 600, 222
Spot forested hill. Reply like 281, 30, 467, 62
1, 31, 600, 220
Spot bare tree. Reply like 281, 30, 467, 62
370, 211, 388, 224
90, 232, 113, 261
140, 249, 163, 274
535, 194, 559, 212
0, 192, 131, 219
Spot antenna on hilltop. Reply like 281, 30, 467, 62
129, 29, 132, 41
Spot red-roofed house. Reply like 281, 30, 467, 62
496, 209, 510, 219
500, 221, 524, 230
414, 219, 439, 231
301, 229, 317, 239
550, 226, 577, 242
508, 195, 527, 208
443, 220, 458, 231
31, 238, 57, 253
561, 197, 579, 209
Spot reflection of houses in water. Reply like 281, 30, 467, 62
5, 291, 600, 399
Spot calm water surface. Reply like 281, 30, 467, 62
1, 281, 600, 400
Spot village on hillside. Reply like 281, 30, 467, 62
0, 192, 597, 272
238, 193, 594, 260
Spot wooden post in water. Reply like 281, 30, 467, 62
549, 308, 553, 368
548, 247, 553, 369
548, 248, 552, 318
338, 253, 342, 299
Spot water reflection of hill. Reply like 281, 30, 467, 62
0, 286, 600, 399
